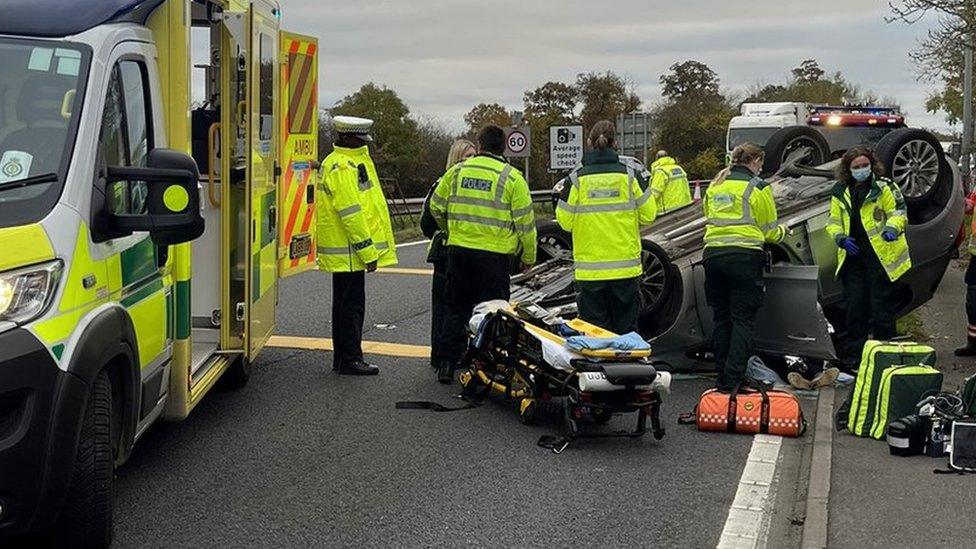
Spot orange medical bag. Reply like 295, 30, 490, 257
695, 386, 805, 437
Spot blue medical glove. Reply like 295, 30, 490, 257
840, 238, 860, 255
882, 228, 898, 242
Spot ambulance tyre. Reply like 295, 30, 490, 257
56, 369, 114, 548
222, 355, 251, 390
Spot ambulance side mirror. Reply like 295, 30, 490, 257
97, 149, 205, 246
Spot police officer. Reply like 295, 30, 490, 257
825, 145, 911, 367
556, 120, 657, 334
703, 143, 786, 391
429, 125, 537, 383
316, 116, 398, 375
649, 150, 692, 213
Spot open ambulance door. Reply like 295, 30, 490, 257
245, 2, 280, 359
277, 32, 318, 278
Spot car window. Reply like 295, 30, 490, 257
97, 59, 152, 215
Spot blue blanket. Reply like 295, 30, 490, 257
565, 332, 650, 353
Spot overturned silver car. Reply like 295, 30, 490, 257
515, 127, 966, 365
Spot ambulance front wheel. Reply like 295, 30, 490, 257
222, 355, 251, 390
56, 369, 114, 548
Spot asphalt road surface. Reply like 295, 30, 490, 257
112, 242, 813, 548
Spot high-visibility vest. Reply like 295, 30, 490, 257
824, 177, 911, 282
703, 168, 786, 251
429, 154, 537, 265
650, 156, 692, 213
315, 145, 398, 272
555, 162, 657, 281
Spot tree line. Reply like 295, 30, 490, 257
321, 60, 887, 198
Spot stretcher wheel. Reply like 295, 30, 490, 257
591, 408, 613, 425
519, 399, 538, 425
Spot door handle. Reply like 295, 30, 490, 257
787, 335, 816, 343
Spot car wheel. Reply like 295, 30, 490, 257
638, 240, 676, 320
761, 126, 831, 177
535, 219, 572, 263
874, 127, 947, 207
56, 369, 114, 548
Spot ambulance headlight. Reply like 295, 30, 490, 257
0, 260, 63, 325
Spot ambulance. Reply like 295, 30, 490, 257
0, 0, 318, 544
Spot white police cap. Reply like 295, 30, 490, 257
333, 115, 374, 141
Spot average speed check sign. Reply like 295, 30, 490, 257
549, 125, 583, 170
504, 126, 531, 157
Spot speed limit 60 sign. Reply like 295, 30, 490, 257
504, 126, 531, 158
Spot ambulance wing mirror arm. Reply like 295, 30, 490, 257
101, 149, 206, 247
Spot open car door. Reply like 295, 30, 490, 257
277, 31, 318, 277
753, 264, 837, 360
694, 263, 837, 361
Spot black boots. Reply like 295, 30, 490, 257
436, 361, 454, 384
337, 361, 379, 375
955, 336, 976, 357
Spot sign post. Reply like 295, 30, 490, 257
549, 125, 583, 171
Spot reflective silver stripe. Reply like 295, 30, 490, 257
704, 235, 764, 247
317, 246, 351, 255
760, 222, 781, 233
448, 212, 514, 230
650, 187, 664, 197
739, 177, 761, 224
866, 225, 883, 238
337, 204, 362, 218
494, 164, 512, 206
430, 193, 449, 207
626, 167, 636, 202
556, 199, 574, 213
570, 171, 581, 190
512, 205, 533, 218
375, 241, 390, 251
634, 187, 650, 208
708, 218, 754, 228
574, 258, 642, 271
882, 249, 911, 276
450, 195, 510, 211
578, 202, 637, 214
515, 222, 535, 234
891, 210, 907, 219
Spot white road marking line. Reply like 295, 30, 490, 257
396, 239, 431, 248
717, 435, 783, 549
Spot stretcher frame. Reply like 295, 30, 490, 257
458, 310, 666, 441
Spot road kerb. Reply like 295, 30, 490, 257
800, 386, 834, 549
717, 434, 783, 549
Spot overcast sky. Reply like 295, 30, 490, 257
278, 0, 947, 133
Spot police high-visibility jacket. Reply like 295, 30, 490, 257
703, 165, 786, 251
429, 153, 537, 265
650, 156, 692, 213
824, 176, 911, 282
555, 149, 657, 281
316, 145, 398, 272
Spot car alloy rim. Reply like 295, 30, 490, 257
640, 249, 667, 309
538, 235, 568, 261
782, 136, 825, 167
891, 139, 940, 198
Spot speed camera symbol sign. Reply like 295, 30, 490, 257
505, 127, 531, 157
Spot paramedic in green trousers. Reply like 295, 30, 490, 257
825, 146, 911, 368
555, 120, 658, 335
702, 143, 787, 391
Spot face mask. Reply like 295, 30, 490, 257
851, 166, 872, 182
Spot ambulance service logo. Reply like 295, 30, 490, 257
0, 151, 33, 183
2, 158, 24, 179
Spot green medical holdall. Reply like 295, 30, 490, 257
869, 364, 943, 439
963, 374, 976, 417
846, 340, 937, 438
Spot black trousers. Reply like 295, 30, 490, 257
966, 256, 976, 326
430, 258, 451, 365
704, 251, 766, 391
442, 247, 511, 364
332, 271, 365, 368
840, 252, 896, 362
577, 277, 641, 335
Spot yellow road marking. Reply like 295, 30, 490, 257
377, 267, 433, 276
267, 335, 431, 358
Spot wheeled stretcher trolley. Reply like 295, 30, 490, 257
458, 302, 668, 443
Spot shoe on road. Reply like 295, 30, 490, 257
812, 367, 840, 388
954, 341, 976, 357
436, 361, 454, 384
338, 361, 379, 376
787, 372, 814, 391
